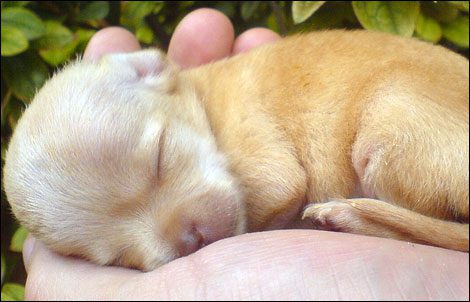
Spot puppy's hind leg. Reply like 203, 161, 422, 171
303, 83, 469, 251
303, 198, 469, 251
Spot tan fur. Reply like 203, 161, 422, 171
3, 30, 469, 271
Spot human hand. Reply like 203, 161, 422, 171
22, 8, 469, 300
82, 8, 280, 67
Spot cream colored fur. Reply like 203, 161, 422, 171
3, 30, 469, 271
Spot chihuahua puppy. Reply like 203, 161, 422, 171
4, 30, 469, 271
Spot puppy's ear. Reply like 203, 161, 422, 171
101, 49, 178, 90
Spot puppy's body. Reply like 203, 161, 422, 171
185, 30, 469, 242
4, 30, 469, 271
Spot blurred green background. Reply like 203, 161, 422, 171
1, 1, 468, 300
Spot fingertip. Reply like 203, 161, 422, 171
233, 28, 281, 54
22, 235, 36, 273
84, 27, 142, 62
168, 8, 234, 69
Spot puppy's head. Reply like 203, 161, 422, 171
3, 50, 245, 271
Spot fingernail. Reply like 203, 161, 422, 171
23, 235, 36, 272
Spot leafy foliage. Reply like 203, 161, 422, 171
292, 1, 325, 24
351, 2, 420, 37
1, 283, 24, 301
1, 1, 469, 298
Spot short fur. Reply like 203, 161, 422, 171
4, 30, 469, 271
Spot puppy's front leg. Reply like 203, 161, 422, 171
303, 198, 469, 252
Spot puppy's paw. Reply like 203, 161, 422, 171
302, 200, 361, 232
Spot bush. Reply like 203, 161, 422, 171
1, 1, 468, 299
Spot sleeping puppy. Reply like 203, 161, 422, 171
3, 29, 469, 271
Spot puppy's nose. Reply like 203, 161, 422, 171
178, 226, 206, 257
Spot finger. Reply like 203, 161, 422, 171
24, 230, 469, 300
139, 230, 469, 300
83, 26, 141, 62
25, 239, 142, 300
168, 8, 234, 69
232, 27, 281, 54
22, 235, 36, 273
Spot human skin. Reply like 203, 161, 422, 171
22, 8, 469, 300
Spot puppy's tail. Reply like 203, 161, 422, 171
303, 198, 469, 252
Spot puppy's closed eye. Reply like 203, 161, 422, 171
156, 127, 167, 183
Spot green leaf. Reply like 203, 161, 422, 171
421, 2, 459, 23
1, 292, 15, 301
34, 20, 73, 50
266, 12, 280, 32
121, 1, 159, 28
37, 26, 94, 67
293, 1, 354, 31
449, 1, 469, 12
10, 226, 28, 253
214, 2, 237, 18
38, 43, 75, 66
74, 28, 96, 53
136, 25, 154, 44
39, 27, 96, 66
1, 283, 25, 301
241, 1, 260, 21
1, 89, 13, 130
415, 13, 442, 43
1, 7, 45, 40
77, 1, 109, 22
1, 26, 28, 56
2, 1, 31, 7
442, 15, 469, 48
352, 1, 420, 37
178, 1, 195, 9
1, 253, 5, 284
1, 141, 7, 162
2, 51, 49, 103
9, 111, 21, 130
153, 1, 165, 13
292, 1, 326, 24
1, 98, 25, 131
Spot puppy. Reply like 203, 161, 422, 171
3, 30, 469, 271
